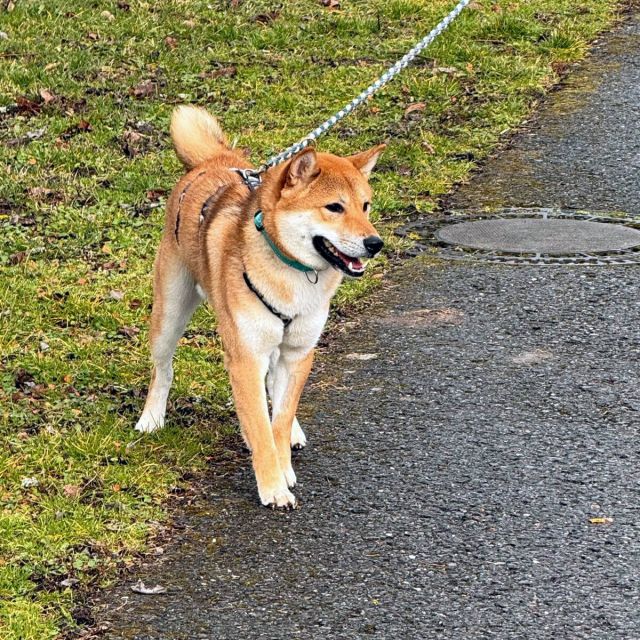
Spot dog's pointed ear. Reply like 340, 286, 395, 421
348, 143, 386, 179
285, 148, 319, 188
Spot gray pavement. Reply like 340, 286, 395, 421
94, 12, 640, 640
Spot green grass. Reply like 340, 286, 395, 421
0, 0, 624, 636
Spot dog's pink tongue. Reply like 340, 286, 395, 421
335, 248, 364, 272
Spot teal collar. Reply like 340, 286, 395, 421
254, 210, 315, 273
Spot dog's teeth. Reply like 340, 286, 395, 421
348, 261, 353, 271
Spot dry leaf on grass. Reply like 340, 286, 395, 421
130, 80, 156, 99
39, 88, 56, 103
63, 485, 81, 498
118, 326, 140, 339
199, 66, 237, 80
404, 102, 426, 116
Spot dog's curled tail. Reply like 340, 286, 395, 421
170, 105, 228, 170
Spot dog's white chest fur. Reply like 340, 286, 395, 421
235, 266, 340, 356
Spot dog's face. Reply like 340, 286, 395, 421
270, 146, 385, 277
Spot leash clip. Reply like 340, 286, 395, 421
232, 168, 263, 191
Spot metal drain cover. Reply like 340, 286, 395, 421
436, 218, 640, 255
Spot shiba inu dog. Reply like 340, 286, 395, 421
135, 106, 385, 508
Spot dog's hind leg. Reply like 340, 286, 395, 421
268, 351, 307, 451
269, 348, 314, 487
290, 417, 307, 450
135, 250, 201, 433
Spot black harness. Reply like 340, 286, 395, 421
242, 272, 293, 327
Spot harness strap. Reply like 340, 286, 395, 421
175, 170, 206, 244
242, 272, 292, 327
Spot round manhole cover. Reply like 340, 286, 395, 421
435, 218, 640, 255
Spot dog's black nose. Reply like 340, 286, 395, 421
363, 235, 384, 257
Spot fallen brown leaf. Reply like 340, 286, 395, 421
16, 96, 42, 115
421, 141, 436, 154
404, 102, 426, 116
8, 251, 26, 265
164, 35, 178, 49
39, 88, 56, 103
63, 485, 81, 498
122, 129, 144, 158
28, 186, 57, 201
118, 326, 140, 339
199, 66, 237, 80
130, 80, 156, 99
59, 119, 92, 141
551, 61, 569, 75
146, 189, 167, 201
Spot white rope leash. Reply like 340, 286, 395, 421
238, 0, 471, 189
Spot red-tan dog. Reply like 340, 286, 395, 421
135, 106, 385, 508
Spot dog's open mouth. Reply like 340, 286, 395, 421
313, 236, 367, 277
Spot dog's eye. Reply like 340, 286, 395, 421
325, 202, 344, 213
363, 201, 370, 212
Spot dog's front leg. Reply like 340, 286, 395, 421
225, 348, 296, 509
269, 348, 314, 489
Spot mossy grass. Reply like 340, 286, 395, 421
0, 0, 623, 636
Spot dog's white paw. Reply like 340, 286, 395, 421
291, 418, 307, 450
134, 412, 164, 433
258, 479, 297, 510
